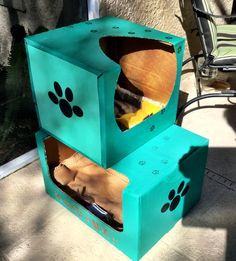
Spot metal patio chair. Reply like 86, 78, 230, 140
178, 0, 236, 118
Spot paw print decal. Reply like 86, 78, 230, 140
48, 81, 83, 118
161, 181, 189, 213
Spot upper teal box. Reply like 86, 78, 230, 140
25, 16, 185, 168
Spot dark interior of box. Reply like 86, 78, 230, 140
44, 136, 128, 231
100, 36, 177, 131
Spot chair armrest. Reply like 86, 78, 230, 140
193, 3, 236, 19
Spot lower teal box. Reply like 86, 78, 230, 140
36, 125, 208, 260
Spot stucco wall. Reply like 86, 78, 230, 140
0, 1, 62, 65
0, 0, 233, 65
100, 0, 232, 61
0, 0, 88, 65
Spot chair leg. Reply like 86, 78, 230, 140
195, 68, 202, 96
182, 54, 204, 106
193, 57, 202, 107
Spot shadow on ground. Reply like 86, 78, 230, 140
181, 147, 236, 261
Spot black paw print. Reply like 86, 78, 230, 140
161, 181, 189, 213
48, 81, 83, 118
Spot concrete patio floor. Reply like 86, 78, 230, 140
0, 72, 236, 261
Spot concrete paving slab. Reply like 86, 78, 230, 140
207, 147, 236, 183
0, 160, 64, 253
178, 188, 236, 261
191, 188, 236, 261
185, 172, 228, 219
173, 226, 227, 261
5, 203, 192, 261
5, 204, 129, 261
141, 240, 191, 261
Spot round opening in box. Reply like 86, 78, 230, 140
44, 136, 129, 231
100, 36, 177, 131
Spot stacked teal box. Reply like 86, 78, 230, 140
25, 16, 208, 260
36, 125, 208, 261
25, 16, 185, 168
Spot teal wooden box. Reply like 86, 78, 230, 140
36, 125, 208, 261
25, 16, 185, 168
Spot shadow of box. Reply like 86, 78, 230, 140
26, 17, 209, 260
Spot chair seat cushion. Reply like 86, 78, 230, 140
217, 24, 236, 36
211, 25, 236, 65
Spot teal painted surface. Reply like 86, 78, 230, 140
25, 16, 185, 168
26, 45, 102, 164
36, 125, 208, 260
111, 125, 208, 191
25, 16, 184, 74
